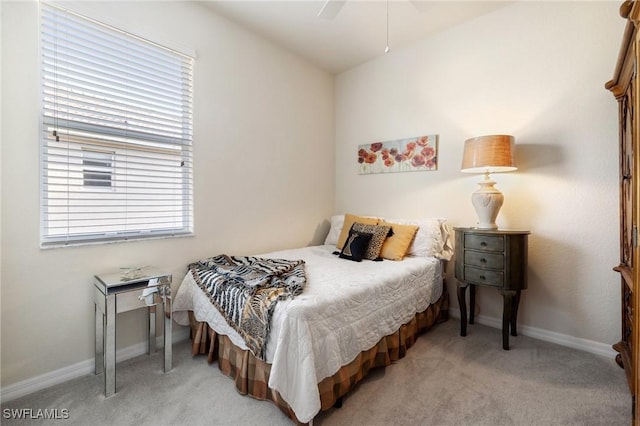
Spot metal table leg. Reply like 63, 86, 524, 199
148, 305, 156, 354
105, 294, 116, 397
163, 286, 172, 372
95, 303, 104, 375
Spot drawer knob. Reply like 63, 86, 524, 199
480, 242, 487, 247
480, 258, 487, 263
479, 275, 486, 280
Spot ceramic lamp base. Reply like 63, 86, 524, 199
471, 178, 503, 230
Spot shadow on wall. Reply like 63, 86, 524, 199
521, 232, 585, 330
515, 142, 567, 172
309, 218, 331, 246
501, 141, 568, 228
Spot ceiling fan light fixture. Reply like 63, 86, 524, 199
385, 0, 390, 53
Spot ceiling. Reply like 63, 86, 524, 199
202, 1, 513, 74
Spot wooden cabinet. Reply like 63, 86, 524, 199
454, 227, 529, 350
607, 1, 640, 422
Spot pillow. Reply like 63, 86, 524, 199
379, 221, 419, 260
336, 213, 378, 249
339, 228, 373, 262
383, 217, 447, 258
351, 222, 392, 260
324, 215, 344, 246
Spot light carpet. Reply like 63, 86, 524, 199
1, 320, 631, 425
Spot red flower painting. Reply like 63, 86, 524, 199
357, 135, 438, 174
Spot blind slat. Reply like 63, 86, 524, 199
41, 3, 194, 247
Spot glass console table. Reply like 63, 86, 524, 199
94, 268, 172, 396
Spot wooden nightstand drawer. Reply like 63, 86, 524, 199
464, 251, 504, 269
464, 266, 504, 287
465, 234, 504, 252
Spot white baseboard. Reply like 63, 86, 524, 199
2, 316, 619, 404
0, 326, 190, 404
448, 310, 617, 359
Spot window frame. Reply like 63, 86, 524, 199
39, 3, 194, 248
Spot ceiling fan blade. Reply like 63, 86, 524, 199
317, 0, 346, 19
409, 0, 434, 14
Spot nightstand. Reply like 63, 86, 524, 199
94, 268, 172, 396
454, 227, 530, 350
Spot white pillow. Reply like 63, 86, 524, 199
383, 217, 451, 259
324, 214, 345, 246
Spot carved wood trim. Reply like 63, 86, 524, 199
607, 2, 640, 99
608, 3, 640, 424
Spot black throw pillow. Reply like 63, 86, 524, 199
339, 228, 373, 262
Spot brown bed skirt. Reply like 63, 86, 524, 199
188, 286, 449, 424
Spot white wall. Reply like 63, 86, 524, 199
0, 0, 626, 397
335, 2, 624, 347
1, 1, 334, 388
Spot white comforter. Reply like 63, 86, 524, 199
173, 245, 442, 423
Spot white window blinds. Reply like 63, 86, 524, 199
40, 3, 194, 247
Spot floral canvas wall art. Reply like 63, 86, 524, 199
357, 135, 438, 174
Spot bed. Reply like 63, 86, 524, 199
172, 214, 453, 424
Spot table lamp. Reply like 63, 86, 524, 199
461, 135, 517, 229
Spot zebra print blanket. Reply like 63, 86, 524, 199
188, 254, 306, 360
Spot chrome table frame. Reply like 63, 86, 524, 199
94, 269, 172, 396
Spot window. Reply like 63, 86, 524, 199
82, 149, 114, 188
40, 3, 194, 247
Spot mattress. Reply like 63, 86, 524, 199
173, 244, 443, 423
